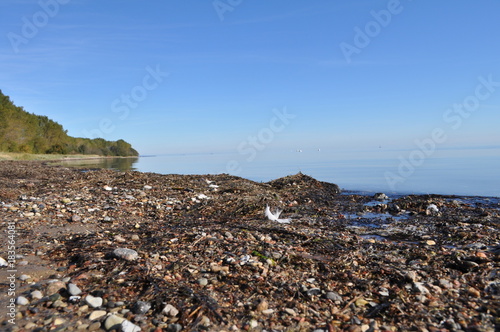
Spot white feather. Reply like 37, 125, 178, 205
265, 205, 291, 224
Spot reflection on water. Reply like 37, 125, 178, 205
53, 157, 139, 172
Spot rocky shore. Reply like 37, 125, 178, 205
0, 161, 499, 332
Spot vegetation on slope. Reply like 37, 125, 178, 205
0, 90, 138, 156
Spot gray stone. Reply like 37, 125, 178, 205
71, 214, 82, 222
113, 248, 139, 261
85, 294, 103, 308
198, 278, 208, 286
19, 274, 32, 281
326, 291, 342, 302
306, 288, 321, 296
167, 323, 183, 332
68, 283, 82, 296
132, 301, 151, 315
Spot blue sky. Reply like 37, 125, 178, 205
1, 0, 500, 156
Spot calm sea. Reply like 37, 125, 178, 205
58, 147, 500, 198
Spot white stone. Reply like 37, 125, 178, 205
16, 296, 29, 305
31, 290, 43, 299
0, 256, 8, 267
121, 320, 141, 332
162, 304, 179, 317
85, 294, 103, 308
413, 282, 430, 294
262, 309, 275, 315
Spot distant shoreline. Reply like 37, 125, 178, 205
0, 152, 138, 161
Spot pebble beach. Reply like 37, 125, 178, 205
0, 161, 499, 331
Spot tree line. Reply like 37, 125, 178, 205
0, 90, 139, 156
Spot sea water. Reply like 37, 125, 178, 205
61, 146, 500, 197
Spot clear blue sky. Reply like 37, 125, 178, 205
1, 0, 500, 156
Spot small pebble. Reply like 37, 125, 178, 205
105, 314, 125, 330
167, 323, 183, 332
0, 257, 8, 267
122, 320, 141, 332
198, 278, 208, 286
132, 301, 151, 315
113, 248, 139, 261
89, 310, 107, 321
19, 274, 32, 281
88, 322, 101, 331
85, 294, 103, 308
68, 283, 82, 296
326, 291, 343, 302
31, 290, 43, 299
262, 309, 275, 315
256, 300, 268, 312
114, 235, 126, 243
199, 315, 211, 327
53, 318, 66, 325
71, 214, 82, 222
16, 296, 29, 305
162, 304, 179, 317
